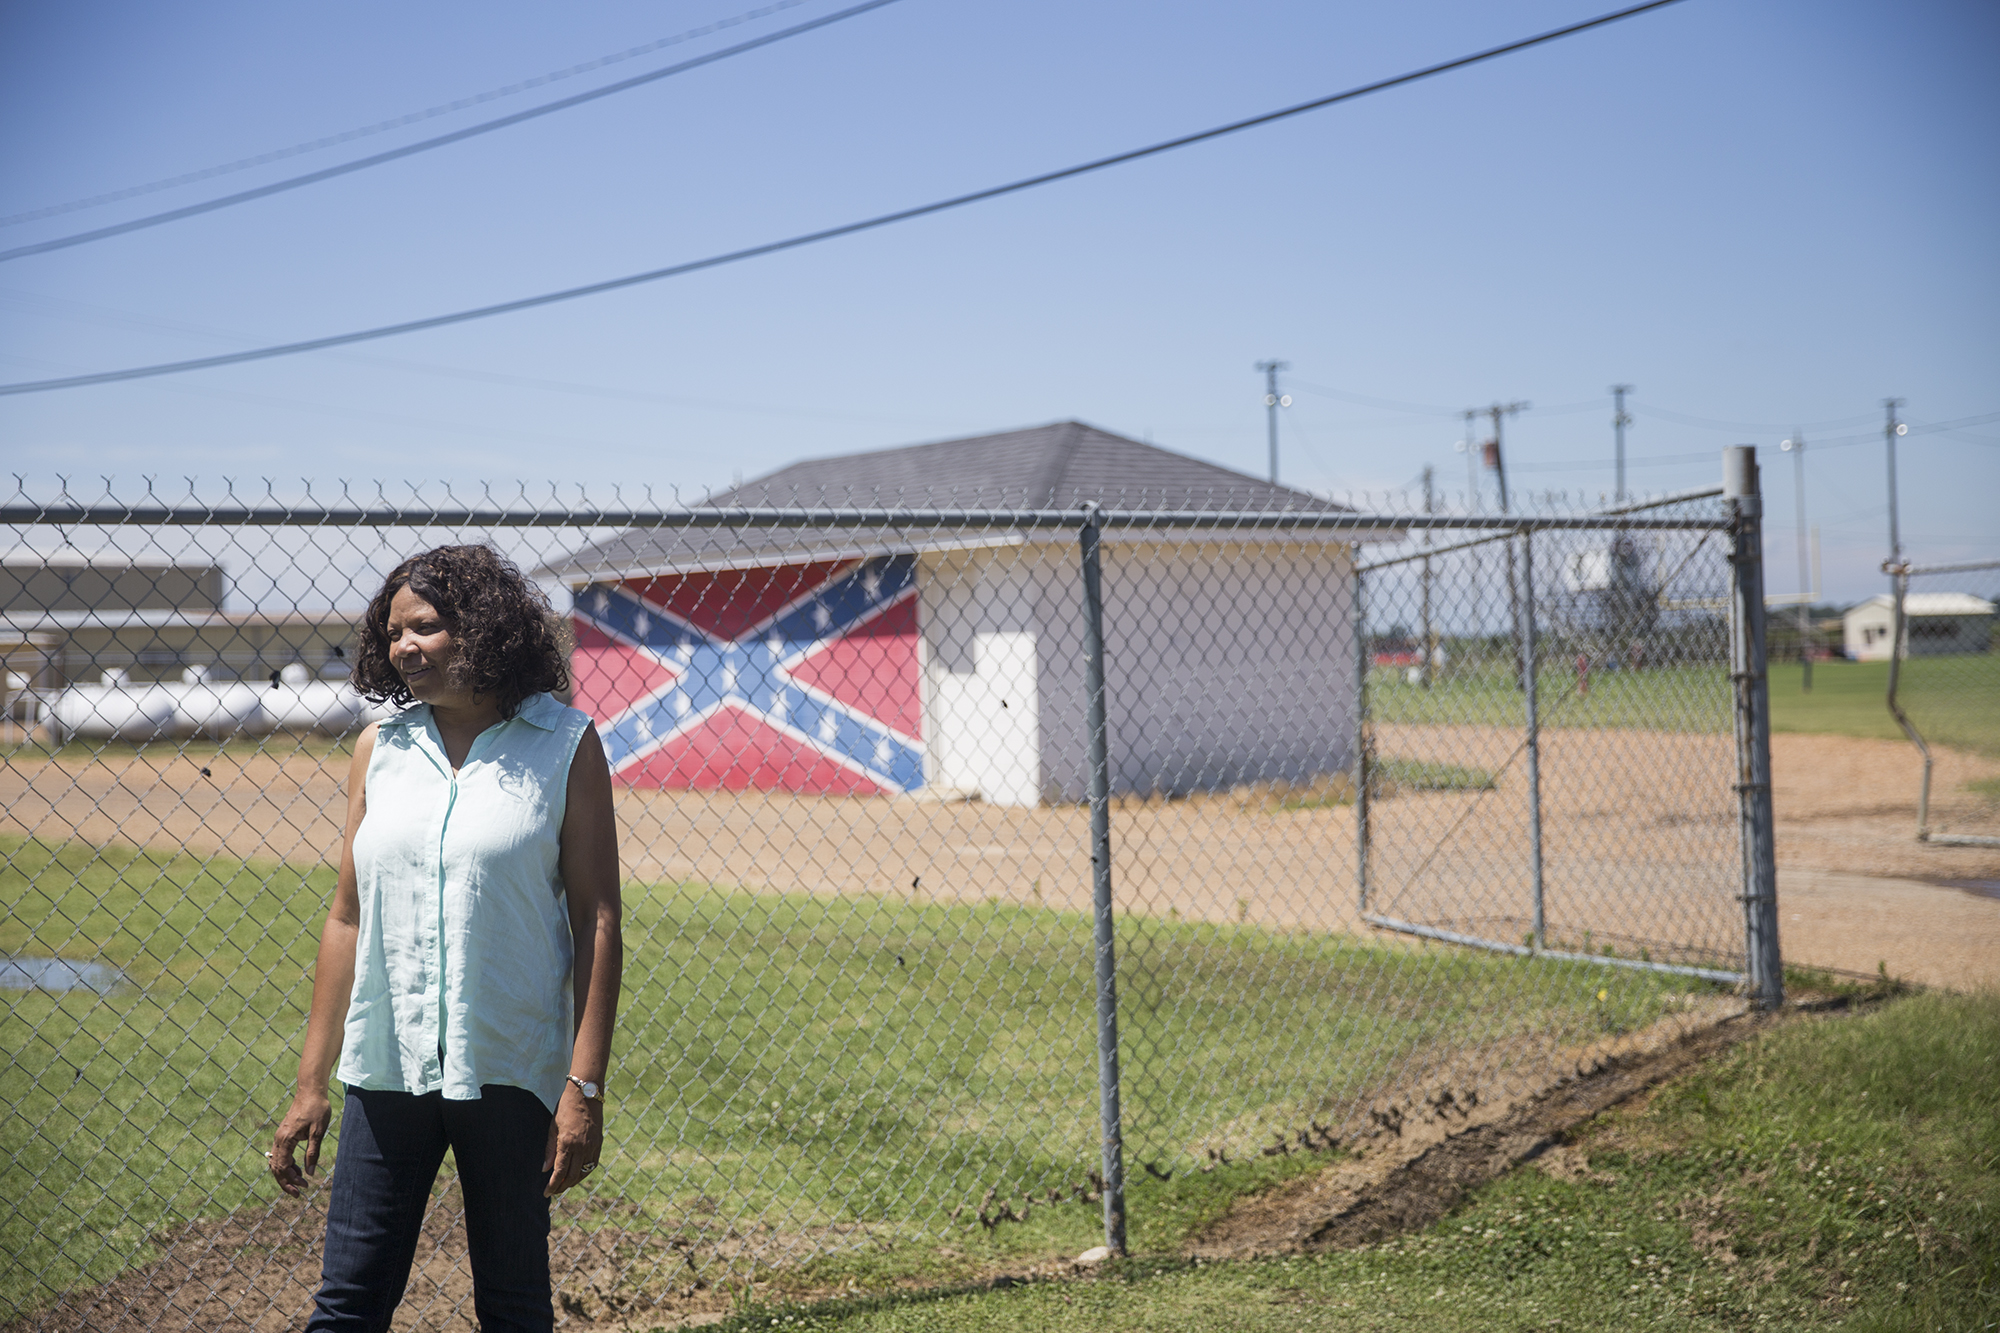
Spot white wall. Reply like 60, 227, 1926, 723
1026, 538, 1358, 804
1844, 602, 1896, 661
921, 538, 1358, 805
1845, 602, 1993, 660
918, 549, 1046, 806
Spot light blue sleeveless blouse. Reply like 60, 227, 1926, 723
338, 692, 592, 1113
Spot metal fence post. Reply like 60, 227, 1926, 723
1354, 556, 1372, 913
1078, 503, 1127, 1255
1725, 447, 1784, 1010
1884, 556, 2000, 848
1519, 529, 1545, 951
1882, 564, 1935, 841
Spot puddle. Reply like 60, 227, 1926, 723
0, 956, 126, 995
1921, 878, 2000, 902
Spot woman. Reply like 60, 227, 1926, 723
270, 544, 622, 1333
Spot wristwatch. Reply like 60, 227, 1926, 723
566, 1075, 603, 1102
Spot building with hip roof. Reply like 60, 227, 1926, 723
1842, 591, 1995, 661
538, 421, 1395, 805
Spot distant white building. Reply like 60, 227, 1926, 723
1842, 592, 1995, 661
3, 551, 378, 739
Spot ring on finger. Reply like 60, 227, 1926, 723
581, 1162, 598, 1176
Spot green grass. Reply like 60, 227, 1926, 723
1275, 759, 1497, 810
0, 835, 1707, 1319
0, 838, 332, 1318
1764, 659, 1911, 743
1367, 662, 1732, 733
1366, 652, 2000, 759
1765, 655, 2000, 757
708, 989, 2000, 1332
1377, 758, 1498, 792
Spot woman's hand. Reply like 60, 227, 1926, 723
543, 1083, 603, 1197
270, 1088, 333, 1197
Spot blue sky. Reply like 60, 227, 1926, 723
1, 0, 1994, 603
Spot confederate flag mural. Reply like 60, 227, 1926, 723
569, 554, 924, 795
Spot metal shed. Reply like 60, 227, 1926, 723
1843, 592, 1995, 661
541, 422, 1387, 804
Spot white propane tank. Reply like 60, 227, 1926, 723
262, 664, 377, 733
172, 676, 265, 737
48, 680, 179, 741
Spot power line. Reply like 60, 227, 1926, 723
1498, 412, 2000, 472
1289, 381, 1608, 417
1629, 402, 1878, 433
0, 0, 1690, 397
0, 0, 907, 266
0, 0, 825, 230
1287, 380, 1460, 416
1527, 397, 1612, 415
1912, 410, 2000, 433
1738, 412, 2000, 451
0, 345, 636, 450
0, 284, 947, 426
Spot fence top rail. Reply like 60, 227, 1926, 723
1356, 487, 1727, 572
0, 503, 1728, 533
1590, 485, 1724, 515
1889, 557, 2000, 578
1359, 529, 1517, 573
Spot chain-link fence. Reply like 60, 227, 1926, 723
1, 460, 1778, 1329
1883, 557, 2000, 848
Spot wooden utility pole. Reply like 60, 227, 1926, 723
1482, 401, 1530, 513
1479, 401, 1530, 687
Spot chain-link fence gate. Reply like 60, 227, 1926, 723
1883, 556, 2000, 848
1, 450, 1781, 1329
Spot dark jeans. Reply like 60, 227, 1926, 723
307, 1084, 553, 1333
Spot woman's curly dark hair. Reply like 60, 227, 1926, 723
353, 544, 570, 719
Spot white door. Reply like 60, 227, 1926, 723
930, 631, 1040, 807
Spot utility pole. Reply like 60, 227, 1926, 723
1481, 401, 1531, 514
1781, 431, 1812, 692
1610, 384, 1634, 503
1457, 410, 1480, 509
1256, 361, 1291, 484
1475, 400, 1531, 687
1883, 398, 1906, 568
1420, 465, 1436, 690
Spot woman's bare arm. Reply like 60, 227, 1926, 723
270, 723, 375, 1197
544, 725, 623, 1197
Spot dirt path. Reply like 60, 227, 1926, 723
1189, 1001, 1780, 1258
1184, 1000, 1832, 1264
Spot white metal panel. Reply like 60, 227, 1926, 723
919, 552, 1044, 806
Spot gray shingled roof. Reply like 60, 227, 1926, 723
539, 421, 1361, 583
704, 421, 1344, 511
